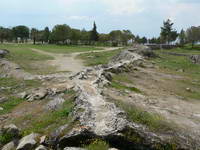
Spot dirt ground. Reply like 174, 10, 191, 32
104, 66, 200, 137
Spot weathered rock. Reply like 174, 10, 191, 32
39, 135, 47, 144
51, 124, 69, 138
0, 96, 8, 103
64, 147, 86, 150
0, 49, 9, 58
19, 92, 28, 99
186, 87, 192, 92
190, 55, 200, 64
176, 68, 185, 73
2, 141, 16, 150
46, 96, 65, 110
25, 88, 48, 101
35, 145, 47, 150
2, 124, 20, 137
16, 133, 40, 150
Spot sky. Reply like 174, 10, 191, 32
0, 0, 200, 38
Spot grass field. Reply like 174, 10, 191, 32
0, 44, 103, 54
30, 44, 103, 53
151, 45, 200, 100
0, 44, 105, 74
153, 46, 200, 79
77, 48, 122, 66
0, 77, 41, 115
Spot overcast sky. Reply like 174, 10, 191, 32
0, 0, 199, 38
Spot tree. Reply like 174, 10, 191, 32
99, 33, 110, 44
90, 22, 99, 43
186, 26, 200, 48
141, 36, 148, 44
109, 30, 122, 46
70, 29, 81, 45
80, 29, 90, 45
51, 24, 71, 44
160, 19, 178, 44
121, 30, 134, 45
134, 35, 141, 43
0, 27, 12, 43
12, 25, 29, 43
179, 29, 186, 46
31, 28, 39, 45
43, 27, 50, 43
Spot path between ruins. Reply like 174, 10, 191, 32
31, 47, 120, 74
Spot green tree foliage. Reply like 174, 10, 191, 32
99, 33, 110, 44
31, 28, 39, 45
51, 24, 71, 44
43, 27, 50, 43
109, 30, 123, 46
149, 37, 161, 44
0, 27, 13, 43
12, 25, 29, 43
121, 30, 134, 45
160, 19, 178, 44
135, 35, 148, 44
90, 22, 99, 43
70, 29, 81, 45
186, 26, 200, 48
80, 29, 90, 45
179, 29, 186, 46
0, 23, 136, 46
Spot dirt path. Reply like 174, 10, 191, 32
31, 47, 120, 74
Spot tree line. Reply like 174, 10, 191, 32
0, 20, 199, 47
0, 22, 135, 46
147, 19, 200, 47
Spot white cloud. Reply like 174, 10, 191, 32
67, 15, 93, 21
102, 0, 144, 15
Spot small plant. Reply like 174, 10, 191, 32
0, 97, 24, 115
85, 139, 109, 150
110, 81, 142, 93
0, 132, 16, 145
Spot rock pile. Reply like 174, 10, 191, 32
190, 55, 200, 64
0, 49, 9, 58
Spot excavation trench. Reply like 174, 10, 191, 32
57, 47, 198, 149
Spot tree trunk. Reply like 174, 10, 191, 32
192, 41, 194, 49
33, 38, 36, 45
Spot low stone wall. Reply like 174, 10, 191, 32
146, 44, 177, 50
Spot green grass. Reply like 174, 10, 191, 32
17, 91, 76, 136
0, 132, 17, 145
0, 44, 57, 74
0, 77, 41, 95
29, 44, 103, 53
85, 139, 110, 150
0, 77, 41, 115
0, 43, 103, 54
0, 44, 106, 74
112, 73, 134, 83
110, 81, 142, 94
154, 50, 200, 78
0, 97, 24, 115
113, 99, 176, 132
157, 45, 200, 55
77, 48, 122, 66
151, 47, 200, 100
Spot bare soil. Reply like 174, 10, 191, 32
104, 66, 200, 137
